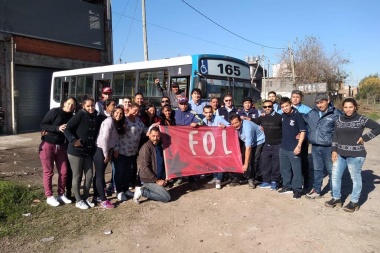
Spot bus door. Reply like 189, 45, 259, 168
95, 79, 111, 101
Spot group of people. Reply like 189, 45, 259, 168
39, 83, 380, 212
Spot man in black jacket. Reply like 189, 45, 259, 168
134, 127, 171, 203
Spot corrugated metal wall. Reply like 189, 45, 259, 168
15, 66, 54, 132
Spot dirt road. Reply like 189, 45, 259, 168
1, 132, 380, 253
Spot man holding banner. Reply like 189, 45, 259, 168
229, 114, 265, 188
202, 105, 230, 189
134, 127, 171, 204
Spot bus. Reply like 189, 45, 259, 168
50, 54, 257, 109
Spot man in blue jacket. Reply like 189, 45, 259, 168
303, 93, 342, 199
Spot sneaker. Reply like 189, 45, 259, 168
278, 188, 293, 194
57, 195, 72, 204
324, 198, 342, 208
215, 180, 221, 189
258, 182, 271, 189
173, 178, 183, 186
125, 190, 135, 198
305, 189, 321, 199
46, 196, 60, 207
133, 187, 142, 204
248, 179, 256, 189
95, 197, 102, 203
75, 200, 89, 210
208, 178, 217, 184
85, 198, 95, 208
343, 201, 359, 212
117, 192, 127, 201
227, 178, 240, 187
270, 181, 278, 191
100, 200, 114, 209
293, 192, 302, 199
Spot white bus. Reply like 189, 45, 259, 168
50, 54, 257, 108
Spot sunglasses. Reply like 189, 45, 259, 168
161, 100, 169, 103
263, 105, 273, 108
224, 99, 232, 102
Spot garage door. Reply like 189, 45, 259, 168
15, 66, 54, 133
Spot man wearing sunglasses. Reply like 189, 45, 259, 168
252, 100, 283, 191
216, 94, 237, 120
157, 96, 171, 116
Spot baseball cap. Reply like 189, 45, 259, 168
102, 87, 112, 94
177, 97, 189, 104
172, 82, 179, 87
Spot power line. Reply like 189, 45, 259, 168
180, 0, 287, 50
112, 11, 256, 55
113, 0, 130, 31
118, 0, 139, 61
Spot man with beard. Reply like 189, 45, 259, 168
134, 127, 171, 203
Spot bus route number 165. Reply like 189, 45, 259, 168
217, 63, 241, 76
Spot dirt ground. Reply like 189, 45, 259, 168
1, 131, 380, 253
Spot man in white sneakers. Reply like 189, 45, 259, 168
134, 127, 171, 203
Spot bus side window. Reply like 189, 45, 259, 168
53, 78, 61, 103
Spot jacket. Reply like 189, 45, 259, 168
217, 106, 237, 121
40, 107, 73, 144
64, 109, 98, 157
174, 109, 202, 126
304, 105, 342, 146
137, 140, 159, 183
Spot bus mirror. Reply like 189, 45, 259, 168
197, 79, 207, 98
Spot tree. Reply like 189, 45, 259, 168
357, 74, 380, 103
277, 36, 350, 91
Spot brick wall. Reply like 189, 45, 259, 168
14, 36, 101, 62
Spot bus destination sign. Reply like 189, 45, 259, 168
199, 59, 250, 79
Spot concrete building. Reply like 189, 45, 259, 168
0, 0, 113, 134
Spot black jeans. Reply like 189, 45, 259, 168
260, 143, 281, 183
93, 147, 108, 201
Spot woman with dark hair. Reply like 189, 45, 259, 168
325, 98, 380, 212
146, 104, 161, 126
114, 102, 147, 200
64, 97, 98, 210
39, 97, 77, 207
93, 98, 116, 197
159, 105, 176, 126
93, 106, 126, 209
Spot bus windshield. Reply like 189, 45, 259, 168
204, 78, 253, 107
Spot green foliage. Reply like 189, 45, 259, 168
366, 112, 380, 121
357, 74, 380, 100
0, 180, 45, 236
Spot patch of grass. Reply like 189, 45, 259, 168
0, 180, 46, 237
365, 112, 380, 121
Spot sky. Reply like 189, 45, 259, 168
110, 0, 380, 86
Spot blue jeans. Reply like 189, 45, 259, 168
332, 155, 365, 203
279, 148, 303, 193
142, 183, 171, 203
213, 172, 223, 181
311, 145, 333, 193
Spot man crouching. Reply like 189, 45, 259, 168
133, 127, 171, 203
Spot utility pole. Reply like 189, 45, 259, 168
142, 0, 149, 61
288, 42, 295, 87
262, 47, 266, 97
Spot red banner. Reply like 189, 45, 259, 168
159, 126, 243, 179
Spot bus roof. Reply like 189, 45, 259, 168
52, 54, 248, 77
